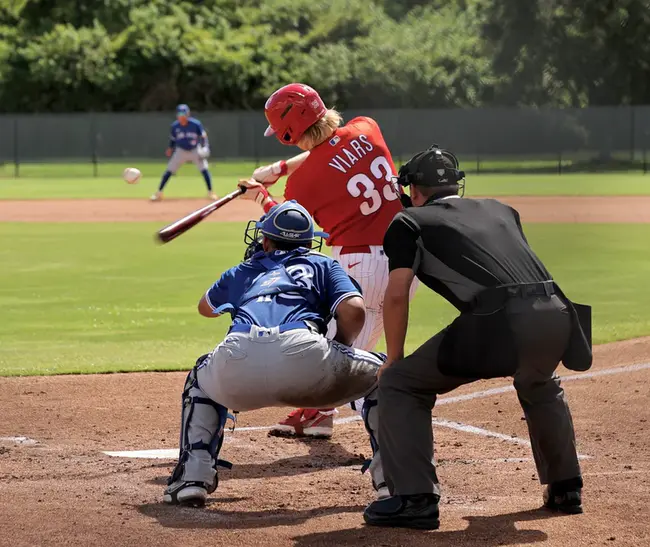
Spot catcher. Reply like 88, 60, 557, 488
164, 201, 386, 507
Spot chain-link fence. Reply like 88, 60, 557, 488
1, 106, 649, 176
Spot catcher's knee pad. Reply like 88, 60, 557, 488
169, 363, 232, 488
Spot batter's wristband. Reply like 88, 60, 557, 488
278, 160, 288, 176
263, 197, 278, 213
254, 186, 269, 205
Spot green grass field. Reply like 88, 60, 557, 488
1, 222, 648, 376
1, 161, 650, 199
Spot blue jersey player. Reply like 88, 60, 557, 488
151, 104, 216, 202
164, 201, 387, 508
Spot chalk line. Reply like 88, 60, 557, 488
436, 361, 650, 406
103, 362, 648, 459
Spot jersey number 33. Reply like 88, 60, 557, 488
346, 155, 399, 216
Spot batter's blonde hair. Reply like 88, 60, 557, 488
298, 109, 343, 150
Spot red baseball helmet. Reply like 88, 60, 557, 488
263, 83, 327, 145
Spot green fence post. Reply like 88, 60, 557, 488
91, 114, 98, 177
13, 118, 19, 178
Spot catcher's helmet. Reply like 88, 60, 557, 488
396, 144, 465, 196
244, 201, 328, 256
176, 104, 190, 117
263, 83, 327, 146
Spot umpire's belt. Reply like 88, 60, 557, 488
228, 321, 318, 335
472, 281, 555, 311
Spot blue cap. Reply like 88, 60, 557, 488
257, 201, 328, 243
176, 104, 190, 116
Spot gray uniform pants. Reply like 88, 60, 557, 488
167, 148, 208, 173
182, 326, 384, 489
378, 294, 581, 496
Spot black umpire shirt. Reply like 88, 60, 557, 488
383, 196, 552, 312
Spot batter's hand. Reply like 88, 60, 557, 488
252, 160, 287, 186
165, 147, 173, 158
239, 178, 269, 205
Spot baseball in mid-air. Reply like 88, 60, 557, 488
123, 167, 142, 185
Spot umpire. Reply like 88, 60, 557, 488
363, 145, 592, 530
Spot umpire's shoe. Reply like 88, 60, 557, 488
543, 477, 584, 514
163, 480, 210, 507
364, 494, 440, 530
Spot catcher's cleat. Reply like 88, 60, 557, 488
163, 480, 209, 507
269, 408, 335, 439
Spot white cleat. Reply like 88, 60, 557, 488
150, 191, 163, 202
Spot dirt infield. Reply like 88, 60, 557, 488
2, 195, 649, 546
2, 195, 650, 223
1, 337, 649, 547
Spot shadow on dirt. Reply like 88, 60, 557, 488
145, 438, 366, 486
137, 502, 365, 529
291, 508, 561, 546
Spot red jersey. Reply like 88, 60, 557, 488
284, 116, 402, 246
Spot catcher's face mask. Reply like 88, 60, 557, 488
243, 218, 324, 260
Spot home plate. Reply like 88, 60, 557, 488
0, 436, 38, 445
104, 449, 178, 459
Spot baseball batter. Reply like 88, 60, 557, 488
163, 201, 386, 507
240, 83, 410, 438
151, 104, 216, 202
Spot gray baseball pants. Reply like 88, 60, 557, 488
178, 325, 385, 492
167, 148, 208, 173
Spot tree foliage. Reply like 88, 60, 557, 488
0, 0, 647, 112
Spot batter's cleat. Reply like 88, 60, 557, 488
150, 191, 163, 202
208, 192, 218, 201
364, 494, 441, 530
543, 485, 583, 514
268, 408, 335, 438
163, 480, 208, 507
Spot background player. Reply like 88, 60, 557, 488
151, 104, 216, 202
163, 201, 386, 507
240, 83, 412, 438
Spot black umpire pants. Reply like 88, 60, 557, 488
378, 293, 581, 496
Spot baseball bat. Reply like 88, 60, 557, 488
156, 186, 247, 244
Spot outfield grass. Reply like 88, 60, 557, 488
1, 222, 648, 376
1, 161, 650, 199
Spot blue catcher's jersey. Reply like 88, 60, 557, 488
204, 249, 361, 331
170, 118, 205, 150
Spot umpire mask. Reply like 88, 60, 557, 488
394, 144, 465, 205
